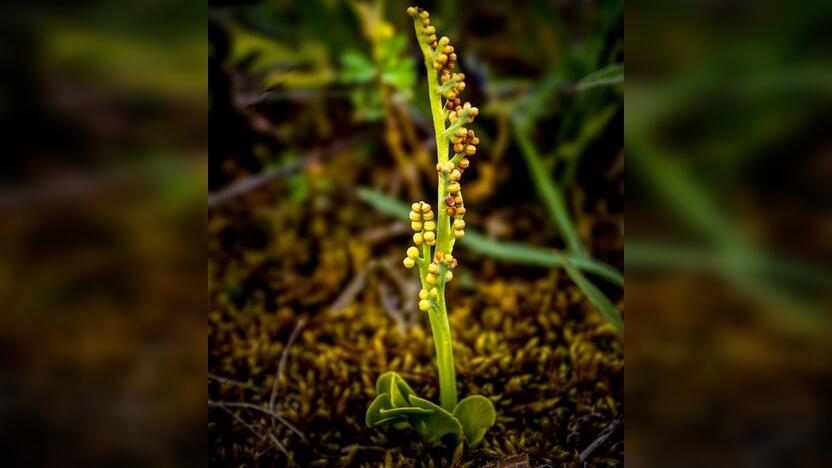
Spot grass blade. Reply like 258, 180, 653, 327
576, 63, 623, 91
556, 252, 623, 332
513, 123, 587, 256
462, 231, 622, 287
356, 187, 623, 287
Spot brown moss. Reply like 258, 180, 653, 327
209, 205, 622, 466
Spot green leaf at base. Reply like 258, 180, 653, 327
408, 395, 464, 444
453, 395, 496, 447
366, 393, 396, 427
380, 406, 434, 417
376, 371, 415, 398
390, 374, 412, 407
367, 372, 496, 447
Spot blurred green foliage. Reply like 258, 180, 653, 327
576, 63, 624, 91
625, 1, 832, 466
211, 0, 625, 324
356, 187, 623, 287
339, 32, 415, 121
209, 0, 625, 464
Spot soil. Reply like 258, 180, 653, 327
208, 150, 624, 466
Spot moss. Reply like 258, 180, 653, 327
209, 195, 622, 465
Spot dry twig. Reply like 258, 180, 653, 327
579, 416, 622, 463
269, 317, 307, 418
210, 400, 307, 442
208, 133, 369, 208
208, 400, 289, 458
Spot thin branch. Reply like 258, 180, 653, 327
208, 132, 369, 209
208, 400, 289, 458
328, 261, 377, 315
378, 279, 407, 332
360, 222, 408, 245
579, 416, 622, 463
269, 317, 307, 433
208, 373, 258, 390
236, 89, 350, 108
379, 258, 421, 327
209, 400, 307, 443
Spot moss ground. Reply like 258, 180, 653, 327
209, 164, 623, 466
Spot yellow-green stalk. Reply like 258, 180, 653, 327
366, 7, 494, 448
401, 5, 480, 412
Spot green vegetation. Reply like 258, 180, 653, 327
209, 0, 624, 464
364, 6, 495, 447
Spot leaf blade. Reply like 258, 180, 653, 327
513, 123, 586, 257
356, 187, 623, 287
365, 393, 395, 427
452, 395, 496, 447
380, 406, 434, 417
408, 395, 463, 444
557, 252, 623, 332
576, 63, 624, 91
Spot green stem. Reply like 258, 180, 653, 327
411, 15, 457, 411
429, 283, 457, 411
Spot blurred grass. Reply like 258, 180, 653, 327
627, 71, 832, 327
626, 1, 832, 465
557, 252, 623, 332
356, 187, 623, 288
558, 105, 618, 187
1, 0, 207, 465
576, 64, 624, 92
513, 122, 587, 257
